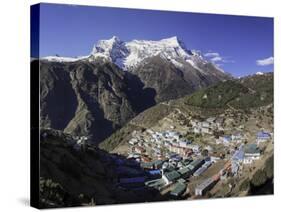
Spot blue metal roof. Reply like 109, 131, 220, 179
148, 169, 161, 175
232, 149, 244, 160
257, 131, 270, 138
224, 136, 232, 141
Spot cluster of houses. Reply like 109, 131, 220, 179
141, 154, 232, 197
231, 143, 261, 167
229, 131, 271, 175
194, 130, 272, 196
113, 144, 218, 198
256, 131, 271, 144
116, 121, 272, 197
41, 116, 272, 198
140, 156, 219, 197
216, 132, 244, 146
128, 129, 201, 163
122, 124, 272, 197
190, 117, 224, 135
195, 160, 233, 196
216, 130, 271, 148
104, 111, 272, 198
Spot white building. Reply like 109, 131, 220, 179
206, 117, 216, 123
219, 136, 232, 145
186, 144, 201, 153
231, 133, 243, 143
195, 178, 216, 196
201, 127, 211, 134
193, 127, 201, 134
202, 121, 211, 128
190, 120, 199, 127
256, 131, 271, 144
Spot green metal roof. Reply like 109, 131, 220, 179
170, 182, 186, 196
177, 178, 186, 184
178, 166, 191, 175
141, 160, 164, 168
189, 158, 204, 167
164, 170, 181, 182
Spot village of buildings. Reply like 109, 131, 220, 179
50, 106, 273, 200
109, 107, 273, 199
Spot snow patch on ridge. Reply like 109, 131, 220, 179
42, 55, 89, 62
256, 72, 264, 75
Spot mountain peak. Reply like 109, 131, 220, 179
106, 35, 122, 44
92, 36, 123, 54
159, 36, 189, 51
91, 36, 129, 67
110, 35, 120, 41
160, 36, 180, 43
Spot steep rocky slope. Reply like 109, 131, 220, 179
40, 60, 137, 144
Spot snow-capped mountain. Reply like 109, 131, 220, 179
42, 36, 219, 73
90, 36, 209, 71
41, 36, 231, 103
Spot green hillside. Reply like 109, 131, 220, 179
184, 73, 273, 109
230, 73, 273, 108
184, 80, 248, 108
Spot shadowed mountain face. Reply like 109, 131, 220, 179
39, 60, 149, 144
40, 63, 78, 130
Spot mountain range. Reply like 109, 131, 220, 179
39, 36, 232, 144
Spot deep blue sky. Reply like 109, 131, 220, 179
37, 3, 274, 77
